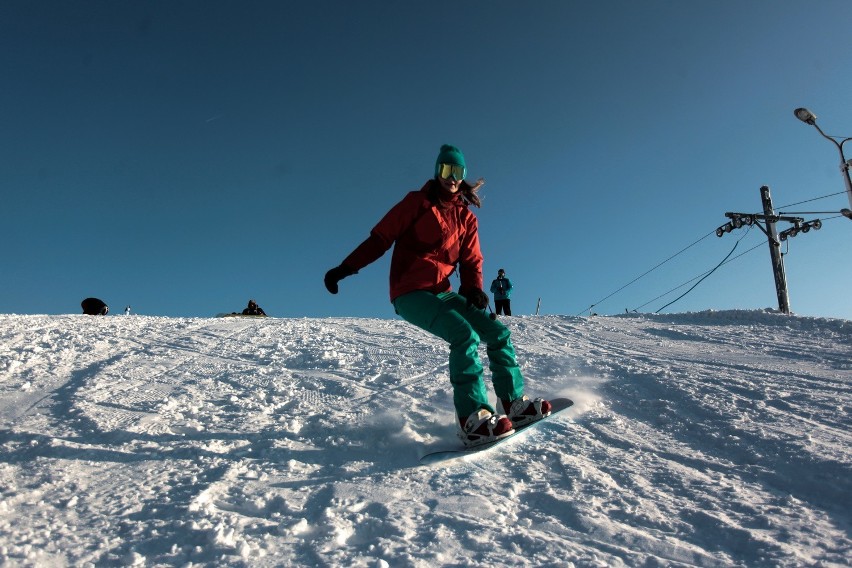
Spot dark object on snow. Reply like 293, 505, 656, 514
241, 299, 266, 316
81, 297, 109, 315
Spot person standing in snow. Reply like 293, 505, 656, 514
490, 268, 513, 316
323, 144, 551, 447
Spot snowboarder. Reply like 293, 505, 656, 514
490, 268, 513, 316
81, 297, 109, 316
324, 144, 551, 447
242, 299, 266, 316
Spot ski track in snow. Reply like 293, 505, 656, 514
0, 311, 849, 567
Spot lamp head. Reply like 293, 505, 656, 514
794, 107, 817, 125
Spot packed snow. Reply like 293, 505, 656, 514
0, 310, 849, 567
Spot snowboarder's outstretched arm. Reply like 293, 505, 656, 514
323, 191, 423, 295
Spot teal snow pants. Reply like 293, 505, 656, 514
393, 290, 525, 420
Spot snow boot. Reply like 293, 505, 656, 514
502, 395, 552, 427
457, 409, 514, 448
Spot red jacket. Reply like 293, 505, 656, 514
343, 180, 484, 302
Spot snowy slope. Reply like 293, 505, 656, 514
0, 311, 849, 567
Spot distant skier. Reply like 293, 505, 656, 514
81, 298, 109, 316
490, 268, 513, 316
242, 299, 266, 316
324, 144, 551, 447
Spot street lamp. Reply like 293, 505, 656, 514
794, 107, 852, 212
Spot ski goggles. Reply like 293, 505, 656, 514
436, 163, 466, 181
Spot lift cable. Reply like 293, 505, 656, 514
776, 191, 845, 210
631, 211, 847, 313
653, 226, 753, 313
631, 236, 764, 313
575, 230, 717, 316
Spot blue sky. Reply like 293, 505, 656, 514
2, 1, 851, 320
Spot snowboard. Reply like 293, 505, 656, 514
419, 397, 574, 466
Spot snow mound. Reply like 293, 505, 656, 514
0, 312, 849, 566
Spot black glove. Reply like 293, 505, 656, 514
459, 287, 489, 310
324, 264, 356, 294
